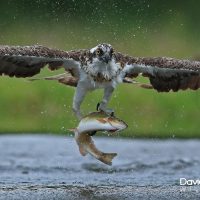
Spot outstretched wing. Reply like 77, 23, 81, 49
115, 52, 200, 92
0, 45, 87, 78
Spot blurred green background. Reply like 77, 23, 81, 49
0, 0, 200, 138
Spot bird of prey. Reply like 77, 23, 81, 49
0, 43, 200, 119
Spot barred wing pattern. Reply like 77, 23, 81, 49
1, 45, 200, 92
115, 53, 200, 92
0, 45, 86, 78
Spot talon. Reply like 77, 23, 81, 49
105, 109, 115, 117
96, 102, 100, 111
97, 102, 114, 116
72, 108, 82, 120
100, 108, 115, 116
110, 111, 115, 117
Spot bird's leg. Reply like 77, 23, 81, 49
72, 85, 87, 120
97, 86, 115, 116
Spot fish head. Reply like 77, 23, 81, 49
106, 116, 128, 131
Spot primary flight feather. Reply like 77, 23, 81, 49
0, 43, 200, 119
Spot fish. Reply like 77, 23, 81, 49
76, 111, 128, 134
70, 111, 127, 166
74, 130, 117, 166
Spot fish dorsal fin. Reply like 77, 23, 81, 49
79, 146, 88, 156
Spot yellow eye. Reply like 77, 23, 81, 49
96, 49, 100, 55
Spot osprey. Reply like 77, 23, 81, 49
0, 43, 200, 119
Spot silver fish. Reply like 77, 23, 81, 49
70, 112, 127, 165
76, 111, 128, 133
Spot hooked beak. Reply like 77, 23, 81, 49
102, 54, 111, 63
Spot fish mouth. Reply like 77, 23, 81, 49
108, 129, 118, 133
107, 118, 128, 131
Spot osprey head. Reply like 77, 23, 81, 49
90, 43, 114, 64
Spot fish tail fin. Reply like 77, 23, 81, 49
99, 153, 117, 166
78, 146, 88, 156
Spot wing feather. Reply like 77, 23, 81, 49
0, 45, 86, 78
116, 52, 200, 92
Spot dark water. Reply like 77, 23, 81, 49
0, 135, 200, 199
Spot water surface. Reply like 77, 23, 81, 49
0, 135, 199, 199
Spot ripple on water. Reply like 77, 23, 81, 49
81, 157, 199, 174
0, 135, 200, 187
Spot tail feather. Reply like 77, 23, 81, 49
123, 77, 153, 89
139, 83, 153, 89
28, 73, 67, 81
28, 73, 78, 87
99, 153, 117, 166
